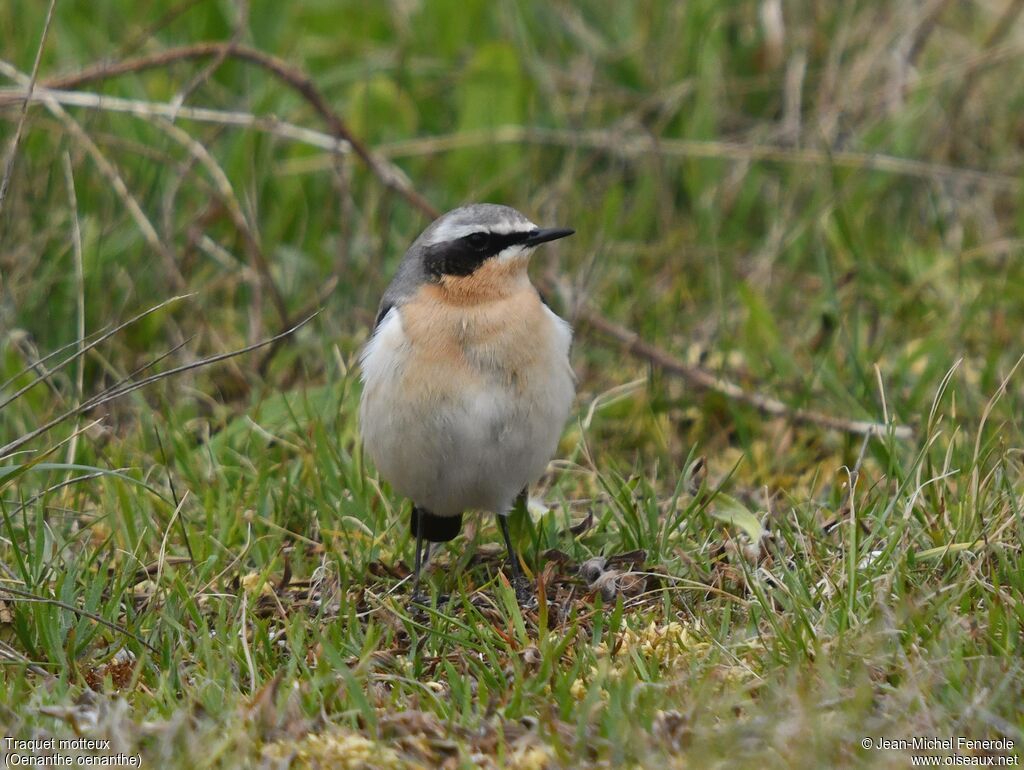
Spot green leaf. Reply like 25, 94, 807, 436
708, 493, 764, 541
915, 541, 987, 561
0, 463, 162, 500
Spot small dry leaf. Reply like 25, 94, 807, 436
653, 709, 692, 751
617, 572, 647, 598
520, 646, 542, 674
563, 511, 594, 537
591, 570, 621, 602
606, 550, 646, 571
542, 549, 575, 568
579, 557, 607, 584
368, 561, 410, 579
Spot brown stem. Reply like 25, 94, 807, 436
574, 303, 913, 440
41, 42, 440, 219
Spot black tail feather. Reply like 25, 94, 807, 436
410, 507, 463, 542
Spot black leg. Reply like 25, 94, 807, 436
420, 540, 432, 570
498, 514, 523, 583
411, 507, 427, 604
498, 514, 533, 606
408, 505, 459, 609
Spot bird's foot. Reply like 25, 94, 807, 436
512, 576, 537, 610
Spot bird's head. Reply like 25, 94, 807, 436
409, 204, 573, 303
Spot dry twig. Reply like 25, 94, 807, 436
35, 41, 437, 218
0, 295, 193, 414
153, 116, 290, 329
0, 60, 187, 290
0, 584, 157, 654
375, 126, 1019, 191
0, 312, 317, 460
564, 293, 913, 440
0, 86, 350, 154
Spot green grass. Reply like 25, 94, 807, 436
1, 1, 1023, 767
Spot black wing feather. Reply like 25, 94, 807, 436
374, 302, 394, 329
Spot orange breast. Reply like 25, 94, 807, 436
399, 275, 554, 396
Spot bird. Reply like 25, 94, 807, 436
359, 203, 576, 604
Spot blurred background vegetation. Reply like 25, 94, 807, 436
4, 0, 1022, 456
1, 1, 1022, 767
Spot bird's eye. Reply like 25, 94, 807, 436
466, 232, 489, 251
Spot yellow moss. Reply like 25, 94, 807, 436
262, 729, 403, 769
240, 572, 261, 592
569, 677, 588, 701
714, 664, 751, 685
508, 745, 554, 770
596, 621, 709, 669
240, 571, 274, 596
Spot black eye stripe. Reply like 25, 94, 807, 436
423, 230, 534, 278
466, 232, 489, 251
461, 230, 530, 253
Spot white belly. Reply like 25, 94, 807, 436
359, 302, 574, 517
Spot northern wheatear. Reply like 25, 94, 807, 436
359, 204, 575, 603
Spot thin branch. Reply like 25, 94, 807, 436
0, 294, 193, 413
0, 86, 351, 154
8, 42, 427, 375
36, 41, 439, 218
0, 326, 111, 394
89, 335, 194, 405
0, 60, 187, 290
0, 312, 318, 460
0, 584, 158, 654
256, 275, 338, 376
16, 41, 1021, 210
375, 126, 1021, 191
566, 295, 913, 440
118, 0, 206, 58
14, 40, 929, 445
167, 0, 246, 117
0, 638, 52, 677
0, 0, 56, 216
153, 116, 290, 328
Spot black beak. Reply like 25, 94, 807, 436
523, 227, 575, 247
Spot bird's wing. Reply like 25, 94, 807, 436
374, 301, 394, 329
